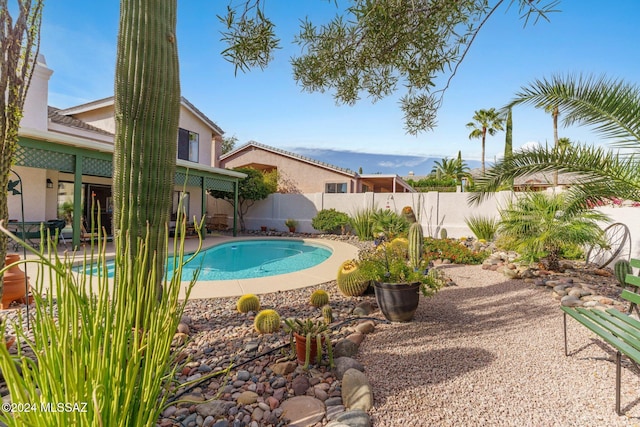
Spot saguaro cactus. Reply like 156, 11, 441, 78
113, 0, 180, 301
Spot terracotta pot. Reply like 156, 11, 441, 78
2, 254, 30, 309
293, 332, 325, 365
374, 281, 421, 322
288, 227, 296, 233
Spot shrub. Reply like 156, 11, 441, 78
465, 215, 498, 241
311, 208, 350, 233
423, 237, 489, 265
349, 208, 375, 240
371, 209, 409, 240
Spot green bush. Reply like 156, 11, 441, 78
423, 237, 489, 265
311, 208, 350, 233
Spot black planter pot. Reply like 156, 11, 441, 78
374, 281, 421, 322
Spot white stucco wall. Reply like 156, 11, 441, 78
20, 55, 53, 131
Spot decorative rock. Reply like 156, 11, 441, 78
341, 368, 373, 411
346, 332, 365, 346
172, 333, 188, 347
271, 377, 287, 389
271, 361, 296, 376
279, 396, 325, 427
334, 339, 359, 358
560, 295, 583, 307
325, 404, 346, 420
195, 400, 235, 418
355, 321, 375, 334
237, 391, 259, 405
334, 357, 364, 379
335, 408, 372, 427
211, 420, 228, 427
177, 322, 190, 334
292, 375, 310, 396
313, 386, 328, 401
325, 396, 343, 406
352, 301, 374, 316
236, 370, 251, 381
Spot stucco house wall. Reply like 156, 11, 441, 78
221, 145, 357, 193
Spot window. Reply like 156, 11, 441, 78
178, 128, 199, 162
325, 182, 347, 193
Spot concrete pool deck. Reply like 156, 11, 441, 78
16, 234, 360, 300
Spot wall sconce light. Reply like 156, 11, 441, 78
46, 178, 54, 189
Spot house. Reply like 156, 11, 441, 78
220, 141, 415, 194
9, 55, 244, 247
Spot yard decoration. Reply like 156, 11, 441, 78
310, 289, 329, 307
284, 218, 298, 232
254, 309, 281, 334
236, 294, 260, 313
336, 260, 369, 296
1, 254, 30, 309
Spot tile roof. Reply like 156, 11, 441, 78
222, 141, 357, 176
48, 106, 114, 136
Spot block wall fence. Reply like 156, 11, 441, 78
207, 190, 640, 262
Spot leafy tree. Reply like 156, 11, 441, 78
497, 191, 608, 271
470, 74, 640, 206
466, 108, 504, 175
0, 0, 43, 297
221, 135, 238, 154
221, 1, 558, 134
208, 167, 276, 231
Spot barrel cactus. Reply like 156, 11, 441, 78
614, 259, 633, 286
408, 222, 424, 269
402, 206, 417, 223
322, 305, 333, 325
236, 294, 260, 313
310, 289, 330, 307
336, 260, 369, 296
440, 228, 448, 239
254, 309, 281, 334
388, 237, 408, 255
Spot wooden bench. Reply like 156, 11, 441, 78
562, 258, 640, 415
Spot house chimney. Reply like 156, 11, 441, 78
20, 54, 54, 131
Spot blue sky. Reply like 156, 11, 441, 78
40, 1, 640, 165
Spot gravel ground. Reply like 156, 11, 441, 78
359, 264, 640, 427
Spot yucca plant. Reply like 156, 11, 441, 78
464, 215, 499, 241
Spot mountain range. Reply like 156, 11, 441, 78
288, 147, 481, 177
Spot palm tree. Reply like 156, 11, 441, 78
540, 103, 560, 185
431, 157, 459, 180
470, 74, 640, 206
498, 192, 608, 271
466, 108, 504, 175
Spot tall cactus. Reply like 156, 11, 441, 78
0, 1, 43, 300
113, 0, 180, 303
408, 222, 424, 269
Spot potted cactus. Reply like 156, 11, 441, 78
356, 222, 445, 322
284, 218, 298, 232
284, 318, 334, 369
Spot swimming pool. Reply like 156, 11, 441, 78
83, 239, 333, 280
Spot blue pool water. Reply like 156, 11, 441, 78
83, 239, 333, 280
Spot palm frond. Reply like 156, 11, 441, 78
505, 74, 640, 148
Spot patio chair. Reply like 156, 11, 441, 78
46, 219, 67, 247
